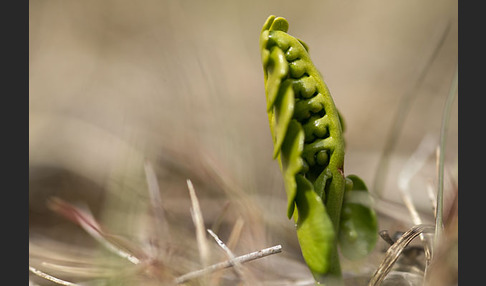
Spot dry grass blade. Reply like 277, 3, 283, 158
187, 179, 210, 268
426, 180, 437, 216
397, 135, 436, 226
226, 217, 245, 251
47, 197, 143, 265
173, 245, 282, 284
369, 225, 434, 286
372, 21, 451, 198
209, 201, 231, 234
29, 266, 79, 286
443, 172, 458, 228
207, 229, 238, 261
425, 180, 457, 285
397, 134, 436, 265
263, 279, 315, 286
29, 239, 134, 280
209, 217, 245, 285
435, 67, 458, 245
207, 229, 245, 280
144, 160, 170, 255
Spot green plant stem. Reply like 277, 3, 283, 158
434, 67, 457, 246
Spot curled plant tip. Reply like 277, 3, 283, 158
261, 16, 347, 213
260, 15, 376, 283
368, 225, 434, 286
261, 13, 347, 225
47, 197, 144, 265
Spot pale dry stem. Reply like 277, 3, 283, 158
369, 225, 434, 286
173, 245, 282, 284
187, 179, 211, 271
144, 160, 170, 250
207, 229, 246, 280
47, 197, 143, 265
397, 134, 437, 268
209, 217, 245, 285
29, 266, 79, 286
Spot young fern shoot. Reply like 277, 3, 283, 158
260, 15, 378, 285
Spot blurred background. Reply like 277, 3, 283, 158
29, 0, 457, 285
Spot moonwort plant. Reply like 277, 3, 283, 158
260, 15, 378, 285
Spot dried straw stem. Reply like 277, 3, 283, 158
369, 225, 434, 286
174, 245, 282, 284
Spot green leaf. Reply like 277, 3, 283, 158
338, 175, 378, 260
280, 120, 305, 218
265, 47, 288, 112
313, 167, 332, 200
269, 16, 289, 32
294, 175, 335, 275
261, 15, 276, 33
272, 81, 295, 158
297, 38, 310, 52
